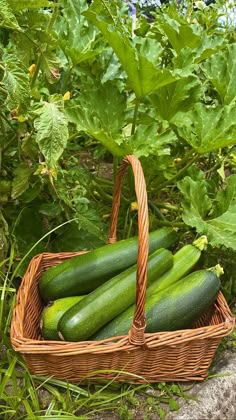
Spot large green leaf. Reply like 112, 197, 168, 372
129, 123, 177, 158
155, 12, 224, 65
174, 103, 236, 153
194, 34, 225, 64
156, 14, 201, 54
178, 174, 236, 250
40, 50, 61, 84
8, 0, 53, 10
84, 1, 177, 98
0, 0, 21, 30
2, 54, 29, 111
59, 0, 102, 65
214, 175, 236, 216
201, 44, 236, 105
177, 175, 212, 221
34, 97, 69, 168
65, 83, 130, 156
150, 76, 201, 121
11, 164, 34, 199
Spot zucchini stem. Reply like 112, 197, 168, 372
193, 235, 208, 251
208, 264, 224, 277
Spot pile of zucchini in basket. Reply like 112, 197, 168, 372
39, 227, 222, 342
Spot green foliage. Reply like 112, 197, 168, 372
202, 44, 236, 105
150, 75, 202, 121
65, 83, 130, 156
11, 163, 34, 199
9, 0, 54, 10
0, 0, 21, 30
175, 103, 236, 153
85, 1, 178, 98
130, 123, 177, 158
34, 97, 69, 168
2, 53, 30, 111
0, 0, 236, 415
178, 173, 236, 250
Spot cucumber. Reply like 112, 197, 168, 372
93, 268, 220, 339
92, 236, 207, 340
39, 227, 177, 302
40, 296, 85, 340
58, 248, 173, 341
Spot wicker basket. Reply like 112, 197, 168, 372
10, 155, 235, 383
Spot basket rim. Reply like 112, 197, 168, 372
11, 288, 235, 355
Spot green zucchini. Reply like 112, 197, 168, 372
93, 267, 221, 339
58, 248, 173, 341
92, 236, 208, 340
39, 227, 177, 302
40, 296, 85, 340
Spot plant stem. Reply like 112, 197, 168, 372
154, 202, 179, 211
30, 54, 42, 89
175, 149, 195, 168
60, 67, 72, 94
148, 200, 166, 221
0, 113, 15, 132
131, 99, 139, 135
155, 220, 184, 228
155, 155, 199, 192
92, 181, 113, 202
2, 134, 18, 153
30, 5, 59, 89
0, 86, 7, 95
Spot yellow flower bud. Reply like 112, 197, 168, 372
63, 91, 71, 100
130, 201, 138, 211
29, 64, 36, 77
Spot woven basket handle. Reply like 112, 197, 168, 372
108, 155, 149, 346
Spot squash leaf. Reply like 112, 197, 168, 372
65, 83, 130, 156
155, 13, 202, 54
174, 103, 236, 153
8, 0, 54, 10
130, 123, 177, 158
178, 174, 236, 250
202, 43, 236, 105
150, 76, 201, 121
59, 0, 102, 65
84, 0, 178, 98
155, 11, 224, 65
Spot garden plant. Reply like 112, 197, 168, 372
0, 0, 236, 418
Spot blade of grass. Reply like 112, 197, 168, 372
24, 375, 40, 413
44, 401, 57, 416
22, 399, 37, 419
32, 376, 89, 398
0, 355, 17, 396
0, 247, 15, 332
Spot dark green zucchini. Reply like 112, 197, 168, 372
93, 268, 221, 339
92, 236, 208, 340
39, 227, 177, 301
58, 248, 173, 341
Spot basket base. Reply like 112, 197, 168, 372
21, 336, 221, 383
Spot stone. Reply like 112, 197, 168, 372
165, 349, 236, 420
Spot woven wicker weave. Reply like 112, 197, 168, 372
10, 155, 235, 383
